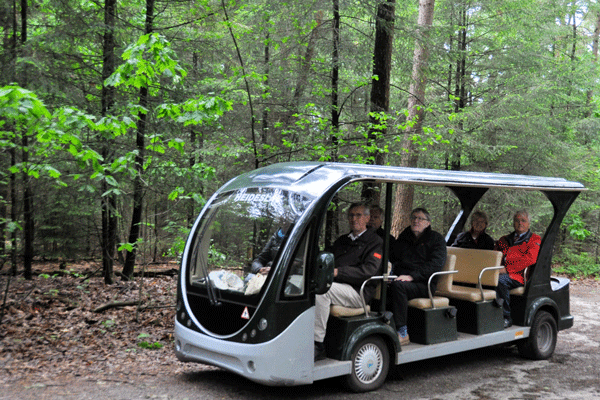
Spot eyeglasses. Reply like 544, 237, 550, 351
410, 216, 429, 222
348, 213, 364, 218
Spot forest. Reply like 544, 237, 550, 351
1, 0, 600, 283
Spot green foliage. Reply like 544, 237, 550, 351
137, 341, 164, 350
105, 33, 187, 92
101, 319, 116, 328
554, 250, 600, 279
137, 333, 163, 349
564, 214, 592, 241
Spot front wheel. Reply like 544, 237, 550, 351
342, 336, 390, 393
517, 310, 557, 360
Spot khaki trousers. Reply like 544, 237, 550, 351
314, 282, 363, 342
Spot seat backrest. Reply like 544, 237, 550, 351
436, 253, 457, 293
446, 247, 502, 286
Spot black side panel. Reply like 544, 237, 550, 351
186, 292, 255, 335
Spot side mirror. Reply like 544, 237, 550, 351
313, 251, 334, 295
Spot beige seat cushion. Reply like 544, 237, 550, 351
509, 266, 529, 295
408, 296, 450, 309
436, 254, 457, 293
446, 247, 502, 286
330, 304, 370, 317
510, 286, 525, 295
437, 285, 497, 302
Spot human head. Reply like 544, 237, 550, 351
347, 203, 370, 236
409, 207, 431, 237
470, 210, 489, 235
368, 205, 383, 229
513, 210, 530, 235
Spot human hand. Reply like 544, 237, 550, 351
259, 267, 271, 275
395, 275, 413, 282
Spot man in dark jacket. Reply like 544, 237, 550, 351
388, 208, 447, 345
368, 204, 395, 247
314, 203, 383, 360
250, 227, 286, 274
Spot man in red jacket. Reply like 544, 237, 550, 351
495, 210, 541, 328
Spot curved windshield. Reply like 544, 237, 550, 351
186, 187, 312, 307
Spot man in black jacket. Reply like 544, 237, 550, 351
250, 227, 286, 274
388, 208, 447, 345
314, 203, 383, 360
368, 204, 395, 246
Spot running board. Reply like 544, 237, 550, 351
396, 325, 530, 364
312, 325, 529, 382
313, 358, 352, 381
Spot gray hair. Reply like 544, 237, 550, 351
513, 210, 530, 222
348, 202, 370, 216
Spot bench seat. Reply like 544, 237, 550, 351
436, 247, 505, 335
435, 247, 503, 301
407, 253, 458, 344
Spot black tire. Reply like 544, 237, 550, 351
517, 310, 557, 360
342, 336, 390, 393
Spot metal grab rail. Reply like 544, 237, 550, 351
358, 275, 397, 317
477, 265, 504, 301
426, 270, 458, 309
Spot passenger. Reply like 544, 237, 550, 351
388, 208, 447, 345
314, 203, 383, 361
451, 210, 495, 250
495, 210, 541, 328
250, 227, 286, 275
368, 204, 396, 246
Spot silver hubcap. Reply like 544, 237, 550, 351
537, 321, 552, 353
354, 343, 383, 384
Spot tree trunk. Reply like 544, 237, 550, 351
123, 0, 155, 279
10, 147, 17, 276
281, 11, 324, 145
19, 0, 33, 280
100, 0, 117, 284
0, 176, 5, 256
585, 12, 600, 118
391, 0, 435, 236
7, 1, 17, 275
22, 151, 33, 280
448, 5, 466, 172
325, 0, 341, 248
331, 0, 339, 155
262, 29, 270, 146
362, 0, 395, 204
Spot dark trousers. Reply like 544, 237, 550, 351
388, 280, 429, 329
496, 273, 523, 321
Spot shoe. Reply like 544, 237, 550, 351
314, 341, 326, 361
398, 333, 410, 346
504, 318, 512, 328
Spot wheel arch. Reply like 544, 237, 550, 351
341, 321, 399, 363
526, 297, 559, 326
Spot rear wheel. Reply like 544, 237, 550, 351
342, 336, 389, 393
517, 310, 557, 360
